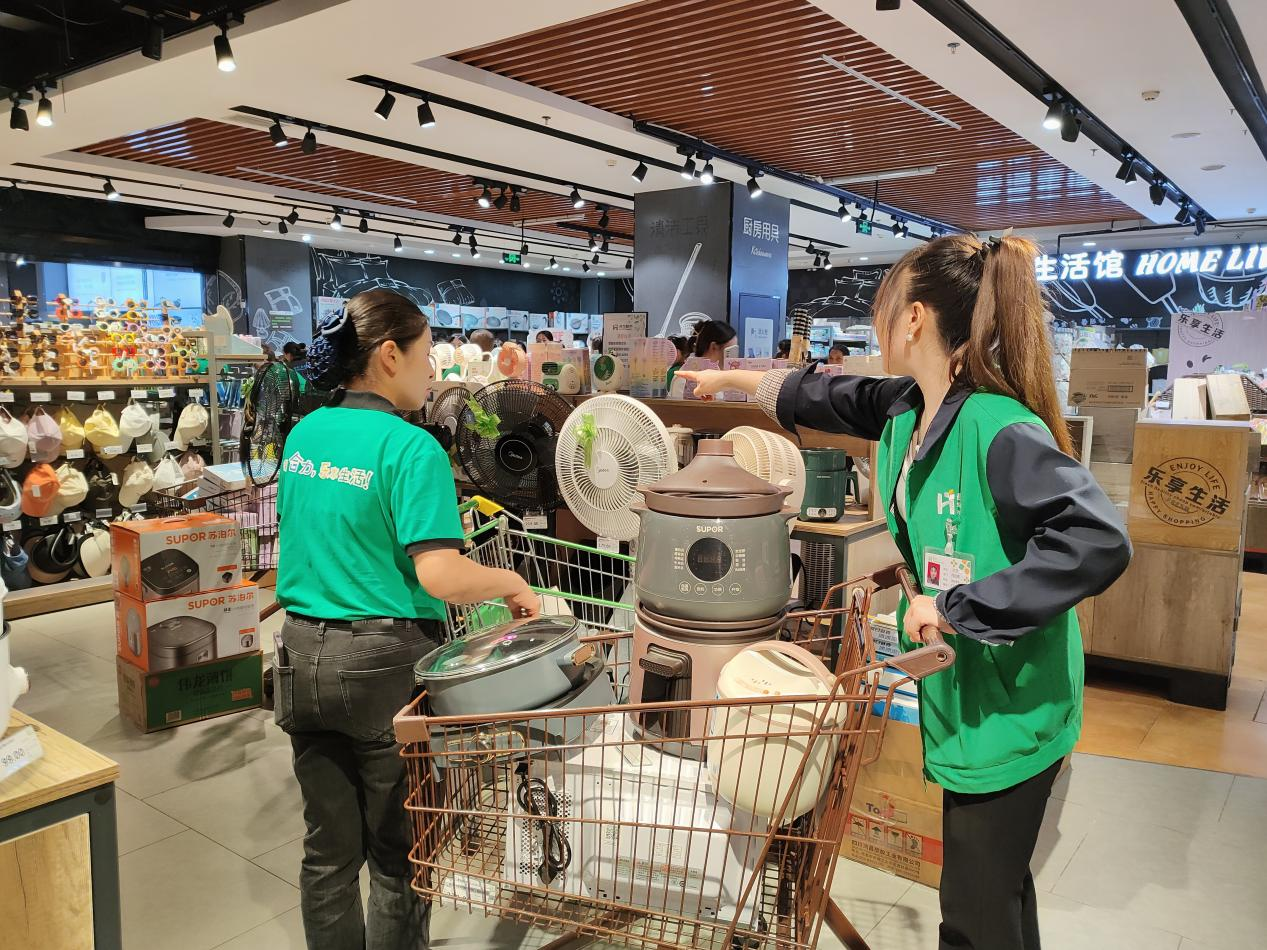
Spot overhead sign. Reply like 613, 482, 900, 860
1035, 244, 1267, 283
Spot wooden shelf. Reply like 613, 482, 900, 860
0, 377, 210, 388
3, 576, 114, 620
0, 711, 119, 820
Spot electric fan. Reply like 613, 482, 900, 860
721, 426, 806, 516
425, 383, 473, 460
240, 362, 303, 486
555, 395, 677, 543
457, 379, 572, 511
495, 342, 530, 381
454, 343, 483, 378
592, 354, 625, 393
431, 343, 456, 380
466, 354, 494, 384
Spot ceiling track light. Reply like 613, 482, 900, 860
680, 156, 696, 179
823, 253, 833, 270
806, 241, 818, 256
452, 231, 462, 246
570, 185, 585, 208
588, 234, 598, 251
549, 256, 558, 269
393, 235, 404, 253
632, 161, 648, 182
268, 119, 288, 147
1149, 180, 1167, 206
214, 23, 236, 73
1059, 104, 1081, 143
876, 0, 901, 9
286, 207, 300, 225
278, 219, 289, 235
416, 98, 436, 128
599, 208, 610, 230
469, 234, 479, 257
582, 262, 591, 273
837, 201, 852, 221
1174, 200, 1191, 224
223, 212, 235, 228
592, 253, 601, 265
625, 259, 632, 271
301, 128, 317, 154
301, 233, 312, 243
330, 210, 343, 230
103, 179, 120, 200
510, 193, 521, 213
747, 168, 763, 198
1115, 154, 1138, 185
35, 88, 52, 127
358, 215, 369, 234
9, 95, 28, 132
493, 188, 508, 211
601, 237, 611, 254
1194, 213, 1207, 237
374, 88, 395, 121
1042, 97, 1063, 131
477, 183, 492, 208
699, 160, 715, 185
520, 242, 529, 256
143, 16, 164, 61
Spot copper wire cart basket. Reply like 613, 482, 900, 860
394, 564, 953, 950
151, 482, 279, 572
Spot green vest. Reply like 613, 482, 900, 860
880, 391, 1082, 794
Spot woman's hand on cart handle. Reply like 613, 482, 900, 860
903, 594, 954, 644
677, 369, 765, 398
504, 576, 541, 620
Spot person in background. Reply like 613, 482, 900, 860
775, 338, 791, 360
276, 290, 541, 950
469, 329, 495, 353
688, 319, 737, 365
262, 342, 278, 362
665, 335, 691, 390
590, 336, 603, 353
680, 234, 1131, 950
535, 330, 554, 344
827, 342, 849, 365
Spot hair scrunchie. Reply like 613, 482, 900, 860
306, 307, 354, 390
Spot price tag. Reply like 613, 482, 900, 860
66, 449, 85, 460
0, 392, 13, 404
30, 392, 51, 403
137, 444, 153, 453
596, 536, 620, 554
102, 446, 121, 457
0, 727, 44, 781
111, 472, 120, 485
131, 389, 149, 399
68, 390, 86, 401
3, 520, 21, 533
523, 511, 548, 531
160, 417, 172, 425
130, 503, 148, 514
63, 511, 81, 523
159, 387, 176, 399
96, 508, 114, 519
39, 515, 59, 527
97, 390, 116, 400
190, 388, 206, 399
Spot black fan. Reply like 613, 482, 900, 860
425, 383, 473, 458
240, 362, 303, 486
456, 380, 571, 511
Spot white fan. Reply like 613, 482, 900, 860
555, 395, 677, 543
721, 426, 806, 517
454, 343, 483, 377
466, 354, 494, 384
592, 354, 625, 393
431, 343, 456, 380
541, 361, 582, 395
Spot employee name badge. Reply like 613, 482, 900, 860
922, 518, 973, 592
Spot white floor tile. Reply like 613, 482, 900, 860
6, 625, 96, 672
212, 907, 306, 950
1039, 891, 1182, 950
251, 835, 304, 888
1053, 754, 1233, 835
1217, 774, 1267, 842
30, 602, 121, 661
865, 880, 941, 950
1033, 796, 1098, 893
822, 858, 912, 943
116, 788, 186, 856
120, 830, 298, 950
14, 652, 125, 743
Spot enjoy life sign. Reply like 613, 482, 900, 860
1035, 244, 1267, 283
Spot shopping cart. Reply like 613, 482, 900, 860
151, 481, 279, 574
395, 563, 953, 950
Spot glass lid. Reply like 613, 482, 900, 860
417, 617, 580, 680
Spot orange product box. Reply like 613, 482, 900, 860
111, 513, 242, 602
115, 582, 259, 673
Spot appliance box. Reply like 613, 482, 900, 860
115, 582, 260, 672
507, 310, 529, 332
117, 651, 263, 733
460, 306, 486, 332
111, 514, 243, 602
1067, 349, 1148, 408
433, 306, 461, 330
528, 313, 550, 331
841, 785, 943, 889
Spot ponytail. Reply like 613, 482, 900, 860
875, 234, 1073, 455
689, 319, 737, 358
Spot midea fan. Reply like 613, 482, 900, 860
457, 380, 572, 511
431, 342, 456, 380
592, 354, 625, 393
721, 426, 806, 516
555, 395, 677, 542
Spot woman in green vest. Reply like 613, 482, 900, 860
275, 289, 540, 950
681, 234, 1131, 950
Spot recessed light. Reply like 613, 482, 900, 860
859, 256, 869, 261
562, 266, 572, 272
452, 252, 461, 258
701, 85, 714, 93
1083, 241, 1097, 247
1201, 163, 1225, 171
1171, 131, 1200, 139
424, 248, 435, 255
301, 233, 312, 243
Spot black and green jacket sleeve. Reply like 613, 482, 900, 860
935, 422, 1132, 645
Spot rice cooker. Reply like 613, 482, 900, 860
141, 549, 200, 599
633, 439, 795, 622
147, 616, 217, 671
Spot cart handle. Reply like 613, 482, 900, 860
871, 563, 956, 682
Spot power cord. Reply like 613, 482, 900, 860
515, 764, 571, 885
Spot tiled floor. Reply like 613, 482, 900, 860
9, 596, 1267, 949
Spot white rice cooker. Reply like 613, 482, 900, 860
0, 590, 30, 729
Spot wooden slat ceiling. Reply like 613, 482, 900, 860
77, 117, 633, 245
454, 0, 1134, 231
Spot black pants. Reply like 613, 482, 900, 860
939, 758, 1063, 950
274, 614, 439, 950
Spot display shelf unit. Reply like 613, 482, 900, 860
0, 377, 210, 388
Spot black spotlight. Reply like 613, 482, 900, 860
632, 161, 648, 182
35, 89, 53, 127
286, 207, 300, 225
549, 257, 558, 269
1115, 155, 1138, 185
223, 212, 235, 228
330, 210, 343, 230
469, 234, 479, 257
493, 188, 508, 211
1174, 199, 1191, 224
416, 98, 436, 128
269, 120, 288, 147
374, 89, 395, 121
625, 258, 632, 270
1042, 99, 1063, 131
680, 155, 696, 179
823, 253, 833, 270
1149, 180, 1166, 206
838, 201, 852, 221
358, 215, 369, 234
588, 233, 598, 251
520, 242, 529, 256
143, 17, 164, 60
477, 184, 492, 209
1059, 105, 1080, 143
747, 169, 762, 198
570, 185, 585, 208
601, 237, 611, 254
452, 230, 462, 246
510, 192, 521, 213
301, 129, 317, 154
278, 219, 289, 235
699, 160, 715, 184
214, 25, 235, 72
582, 262, 590, 273
9, 95, 28, 132
599, 208, 610, 229
1194, 213, 1207, 237
806, 241, 818, 256
394, 235, 404, 253
592, 253, 600, 265
103, 179, 120, 200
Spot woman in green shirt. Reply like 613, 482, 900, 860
274, 289, 539, 950
683, 235, 1130, 950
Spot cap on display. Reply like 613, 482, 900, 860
117, 459, 155, 508
173, 401, 209, 450
57, 406, 85, 451
52, 462, 89, 513
0, 469, 22, 523
21, 463, 61, 518
77, 524, 112, 578
119, 401, 153, 439
179, 449, 205, 482
1, 534, 32, 591
152, 455, 185, 493
26, 407, 63, 463
84, 405, 122, 452
0, 407, 28, 469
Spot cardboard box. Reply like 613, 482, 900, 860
842, 785, 943, 889
1082, 406, 1140, 463
839, 354, 886, 376
1067, 349, 1148, 408
1127, 419, 1257, 552
111, 514, 242, 602
1090, 461, 1133, 506
1172, 377, 1208, 420
117, 651, 262, 733
116, 582, 259, 672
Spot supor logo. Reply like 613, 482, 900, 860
695, 525, 724, 533
936, 490, 959, 516
187, 595, 226, 609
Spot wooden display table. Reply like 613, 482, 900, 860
0, 710, 121, 950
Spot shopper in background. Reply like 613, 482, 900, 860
775, 338, 791, 360
275, 289, 540, 950
688, 318, 737, 364
681, 234, 1131, 950
664, 335, 690, 390
827, 342, 849, 365
535, 329, 553, 343
469, 328, 496, 353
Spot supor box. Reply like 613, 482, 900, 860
116, 582, 259, 673
111, 514, 242, 602
117, 651, 263, 733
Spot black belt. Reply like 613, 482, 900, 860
286, 613, 437, 633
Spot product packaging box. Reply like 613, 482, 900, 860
817, 364, 845, 377
484, 306, 508, 331
528, 313, 550, 331
507, 310, 529, 332
433, 306, 461, 330
116, 582, 259, 672
590, 314, 604, 334
1067, 349, 1148, 408
111, 514, 242, 602
460, 306, 486, 332
839, 354, 886, 376
680, 356, 719, 400
117, 651, 263, 733
1083, 406, 1139, 463
720, 357, 773, 401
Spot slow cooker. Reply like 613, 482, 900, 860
633, 439, 795, 622
147, 616, 217, 670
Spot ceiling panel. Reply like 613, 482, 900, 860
453, 0, 1134, 230
76, 117, 634, 244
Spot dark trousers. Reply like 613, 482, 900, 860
939, 758, 1063, 950
274, 614, 439, 950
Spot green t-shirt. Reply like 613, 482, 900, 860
276, 390, 463, 621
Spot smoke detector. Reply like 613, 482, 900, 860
1141, 90, 1161, 102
